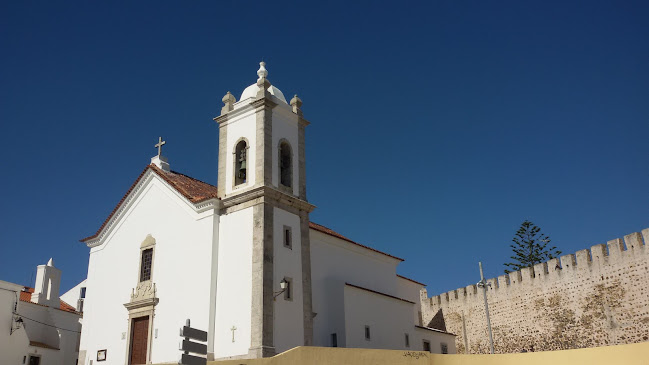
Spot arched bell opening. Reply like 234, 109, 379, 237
279, 140, 293, 188
234, 140, 248, 186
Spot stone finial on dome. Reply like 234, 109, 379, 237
47, 258, 54, 267
257, 61, 268, 80
256, 62, 272, 98
238, 61, 287, 103
290, 94, 303, 115
221, 91, 236, 115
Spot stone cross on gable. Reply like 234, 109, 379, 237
155, 136, 166, 157
230, 326, 237, 342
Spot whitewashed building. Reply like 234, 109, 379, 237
0, 259, 82, 365
77, 63, 455, 365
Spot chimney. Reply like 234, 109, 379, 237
32, 258, 62, 308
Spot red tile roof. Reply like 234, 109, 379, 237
309, 222, 404, 262
81, 164, 220, 242
80, 165, 403, 264
29, 341, 60, 350
19, 287, 33, 302
59, 299, 77, 313
345, 282, 415, 304
415, 325, 457, 336
20, 287, 80, 314
397, 274, 427, 287
151, 165, 220, 203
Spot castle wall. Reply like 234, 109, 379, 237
420, 228, 649, 354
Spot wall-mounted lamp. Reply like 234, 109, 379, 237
273, 278, 289, 301
11, 316, 24, 335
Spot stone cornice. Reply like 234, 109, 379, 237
213, 102, 252, 125
220, 185, 315, 214
123, 297, 159, 311
213, 113, 228, 124
214, 96, 278, 125
298, 116, 310, 127
251, 97, 278, 110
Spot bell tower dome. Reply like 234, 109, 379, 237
214, 62, 308, 199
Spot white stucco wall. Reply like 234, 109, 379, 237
20, 302, 62, 350
272, 207, 304, 353
60, 279, 86, 311
79, 174, 215, 365
413, 327, 457, 354
310, 229, 401, 348
341, 284, 455, 353
343, 284, 415, 350
396, 277, 425, 325
1, 280, 29, 365
1, 280, 82, 365
47, 306, 82, 363
214, 206, 254, 358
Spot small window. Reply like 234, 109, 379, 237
441, 343, 448, 354
364, 325, 371, 341
331, 333, 338, 347
284, 277, 293, 301
405, 333, 410, 348
80, 287, 86, 299
140, 248, 153, 282
423, 340, 431, 352
283, 226, 292, 249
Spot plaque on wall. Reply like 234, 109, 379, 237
97, 349, 107, 361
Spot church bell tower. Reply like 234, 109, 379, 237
213, 62, 314, 359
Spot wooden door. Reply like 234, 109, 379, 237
130, 316, 149, 365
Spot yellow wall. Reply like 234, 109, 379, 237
202, 342, 649, 365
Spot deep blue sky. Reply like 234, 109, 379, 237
1, 1, 647, 297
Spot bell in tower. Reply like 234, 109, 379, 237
238, 148, 247, 181
234, 140, 248, 186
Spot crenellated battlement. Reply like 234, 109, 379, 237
423, 228, 649, 306
420, 228, 649, 354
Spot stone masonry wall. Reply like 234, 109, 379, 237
420, 228, 649, 354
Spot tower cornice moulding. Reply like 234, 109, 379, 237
250, 97, 278, 110
215, 96, 281, 125
220, 185, 315, 214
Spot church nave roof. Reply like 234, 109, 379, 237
81, 165, 404, 266
80, 164, 219, 242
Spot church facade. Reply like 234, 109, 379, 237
77, 63, 455, 364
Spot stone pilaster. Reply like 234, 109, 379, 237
216, 120, 228, 198
300, 210, 314, 345
252, 98, 276, 187
291, 95, 308, 201
297, 118, 308, 200
249, 202, 276, 358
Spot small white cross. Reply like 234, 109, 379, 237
155, 136, 166, 157
230, 326, 237, 342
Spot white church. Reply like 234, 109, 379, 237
77, 62, 455, 364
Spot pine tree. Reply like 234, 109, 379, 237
504, 220, 561, 274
